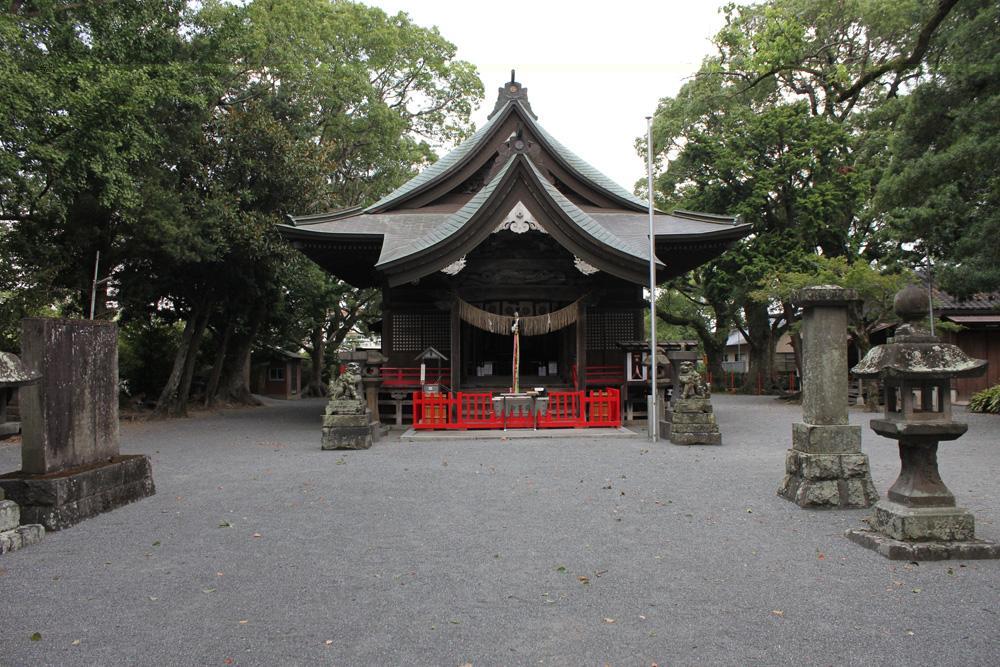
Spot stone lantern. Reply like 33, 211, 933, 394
847, 284, 998, 560
1, 352, 40, 437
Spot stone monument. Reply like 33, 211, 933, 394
846, 285, 998, 560
0, 352, 45, 553
0, 319, 155, 530
321, 362, 374, 450
778, 286, 878, 508
669, 362, 722, 445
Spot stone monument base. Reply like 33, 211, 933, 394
0, 489, 45, 554
778, 422, 878, 508
845, 528, 1000, 561
669, 398, 721, 445
0, 454, 155, 531
321, 401, 374, 450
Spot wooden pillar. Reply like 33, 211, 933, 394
575, 302, 587, 389
450, 303, 461, 390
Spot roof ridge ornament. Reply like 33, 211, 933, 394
488, 73, 537, 120
493, 201, 546, 235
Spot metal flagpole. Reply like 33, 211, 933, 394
647, 117, 657, 441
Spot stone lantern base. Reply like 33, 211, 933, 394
778, 423, 879, 508
846, 500, 1000, 560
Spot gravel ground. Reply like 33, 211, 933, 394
0, 394, 998, 667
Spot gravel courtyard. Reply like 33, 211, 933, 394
1, 394, 998, 666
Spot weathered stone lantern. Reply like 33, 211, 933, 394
0, 352, 40, 437
846, 284, 998, 560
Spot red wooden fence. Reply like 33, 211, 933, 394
380, 367, 448, 387
412, 388, 621, 430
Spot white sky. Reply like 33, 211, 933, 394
367, 0, 732, 193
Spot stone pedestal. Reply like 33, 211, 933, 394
0, 319, 155, 531
668, 398, 721, 445
778, 286, 878, 508
0, 488, 45, 554
321, 399, 374, 450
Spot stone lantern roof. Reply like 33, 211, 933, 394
852, 284, 986, 381
0, 352, 40, 388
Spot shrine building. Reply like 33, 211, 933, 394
281, 78, 749, 422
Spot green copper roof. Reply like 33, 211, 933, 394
523, 158, 659, 265
364, 107, 509, 213
376, 154, 518, 266
522, 113, 648, 211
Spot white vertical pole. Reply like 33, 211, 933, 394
647, 117, 657, 441
90, 250, 101, 320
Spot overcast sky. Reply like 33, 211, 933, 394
367, 0, 732, 193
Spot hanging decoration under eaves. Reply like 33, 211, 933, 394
456, 296, 583, 336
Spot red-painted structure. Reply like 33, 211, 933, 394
413, 388, 620, 430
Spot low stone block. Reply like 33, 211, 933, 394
0, 499, 19, 533
792, 422, 861, 454
0, 524, 45, 555
846, 478, 879, 507
324, 399, 366, 415
785, 450, 799, 475
800, 453, 843, 480
321, 426, 373, 450
669, 422, 719, 434
795, 479, 841, 507
841, 454, 872, 478
673, 399, 713, 414
871, 500, 975, 542
0, 454, 155, 531
845, 528, 1000, 561
669, 431, 722, 446
322, 413, 370, 428
670, 412, 717, 425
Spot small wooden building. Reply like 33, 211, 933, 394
935, 289, 1000, 401
251, 349, 306, 400
281, 78, 749, 412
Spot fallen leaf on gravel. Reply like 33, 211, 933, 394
202, 588, 216, 594
219, 521, 233, 528
252, 533, 262, 538
30, 632, 41, 641
602, 618, 615, 624
905, 630, 915, 636
239, 620, 248, 625
578, 575, 590, 584
217, 572, 224, 577
817, 553, 825, 560
449, 619, 461, 625
912, 588, 922, 593
223, 659, 233, 665
460, 663, 473, 667
555, 565, 567, 573
639, 615, 646, 620
148, 596, 158, 601
325, 640, 333, 645
595, 570, 608, 577
71, 639, 81, 646
772, 610, 784, 617
152, 541, 161, 547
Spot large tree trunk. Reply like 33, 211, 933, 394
171, 303, 211, 417
215, 305, 265, 405
154, 298, 210, 417
742, 301, 776, 394
204, 319, 234, 407
304, 322, 326, 398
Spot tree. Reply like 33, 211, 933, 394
647, 0, 963, 392
753, 255, 912, 409
874, 0, 1000, 296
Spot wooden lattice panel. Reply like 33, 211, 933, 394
587, 311, 636, 350
392, 312, 450, 352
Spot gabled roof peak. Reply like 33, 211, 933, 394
488, 71, 537, 120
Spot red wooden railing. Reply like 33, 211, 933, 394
571, 364, 626, 387
412, 388, 621, 430
380, 367, 448, 387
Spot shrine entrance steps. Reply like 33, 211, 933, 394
400, 426, 642, 440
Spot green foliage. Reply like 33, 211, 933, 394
874, 0, 1000, 296
118, 318, 182, 400
968, 385, 1000, 414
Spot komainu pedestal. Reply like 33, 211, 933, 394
778, 286, 878, 509
320, 364, 374, 450
321, 399, 374, 450
669, 398, 722, 445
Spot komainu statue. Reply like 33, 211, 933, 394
678, 361, 710, 399
328, 362, 361, 401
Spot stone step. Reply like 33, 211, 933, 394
0, 499, 19, 533
0, 524, 45, 554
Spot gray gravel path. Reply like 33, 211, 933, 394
1, 394, 998, 667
